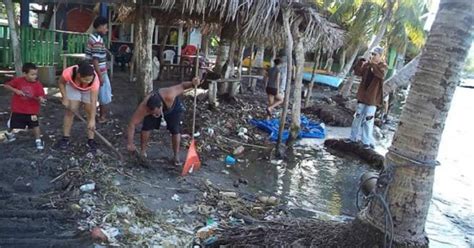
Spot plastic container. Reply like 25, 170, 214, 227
225, 155, 236, 165
80, 182, 96, 192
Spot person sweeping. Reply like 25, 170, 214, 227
126, 77, 201, 166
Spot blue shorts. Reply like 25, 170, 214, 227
99, 73, 112, 105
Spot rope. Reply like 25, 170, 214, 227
355, 172, 394, 248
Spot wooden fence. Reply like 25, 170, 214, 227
0, 25, 89, 68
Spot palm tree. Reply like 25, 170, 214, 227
385, 0, 426, 56
289, 17, 305, 143
133, 1, 156, 102
364, 0, 395, 57
335, 1, 382, 78
334, 0, 382, 97
359, 0, 473, 245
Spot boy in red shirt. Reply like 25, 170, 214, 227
3, 63, 46, 150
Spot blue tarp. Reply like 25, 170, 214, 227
250, 115, 325, 142
302, 73, 344, 88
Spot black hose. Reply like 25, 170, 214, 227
375, 193, 394, 248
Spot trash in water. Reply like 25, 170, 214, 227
80, 182, 96, 192
238, 178, 249, 185
196, 221, 219, 240
206, 128, 215, 136
115, 205, 132, 216
182, 204, 198, 214
225, 155, 236, 165
233, 146, 245, 155
128, 225, 154, 235
270, 160, 283, 165
220, 191, 238, 198
171, 194, 181, 202
233, 181, 240, 188
101, 226, 120, 243
238, 127, 248, 134
90, 227, 107, 242
258, 196, 280, 205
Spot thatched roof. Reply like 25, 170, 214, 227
115, 0, 344, 52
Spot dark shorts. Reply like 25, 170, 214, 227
142, 111, 182, 135
266, 87, 278, 96
8, 113, 39, 129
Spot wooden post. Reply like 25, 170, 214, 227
305, 46, 320, 108
250, 78, 257, 92
20, 0, 30, 27
177, 23, 183, 64
208, 80, 218, 108
5, 0, 23, 76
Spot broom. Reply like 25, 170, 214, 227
181, 47, 202, 176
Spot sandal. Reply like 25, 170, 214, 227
98, 117, 108, 124
266, 107, 272, 118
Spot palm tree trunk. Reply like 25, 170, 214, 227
383, 54, 421, 95
339, 44, 361, 78
133, 2, 156, 102
314, 47, 322, 71
360, 0, 473, 245
5, 0, 22, 76
324, 55, 334, 72
276, 8, 294, 153
339, 44, 362, 98
304, 48, 320, 108
339, 49, 346, 73
255, 44, 265, 68
289, 35, 305, 143
215, 41, 229, 74
230, 41, 245, 97
364, 0, 395, 57
220, 39, 236, 96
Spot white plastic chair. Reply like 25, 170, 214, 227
163, 49, 176, 64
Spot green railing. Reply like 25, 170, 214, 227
0, 25, 89, 68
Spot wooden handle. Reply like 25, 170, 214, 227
72, 111, 124, 161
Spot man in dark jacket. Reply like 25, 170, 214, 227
346, 46, 387, 149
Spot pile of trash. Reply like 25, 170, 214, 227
181, 92, 272, 160
190, 179, 289, 246
52, 154, 195, 247
48, 149, 291, 247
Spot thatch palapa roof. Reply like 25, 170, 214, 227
115, 0, 344, 52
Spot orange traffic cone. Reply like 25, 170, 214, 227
181, 139, 201, 176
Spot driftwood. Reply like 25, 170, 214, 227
302, 103, 354, 127
324, 139, 384, 170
